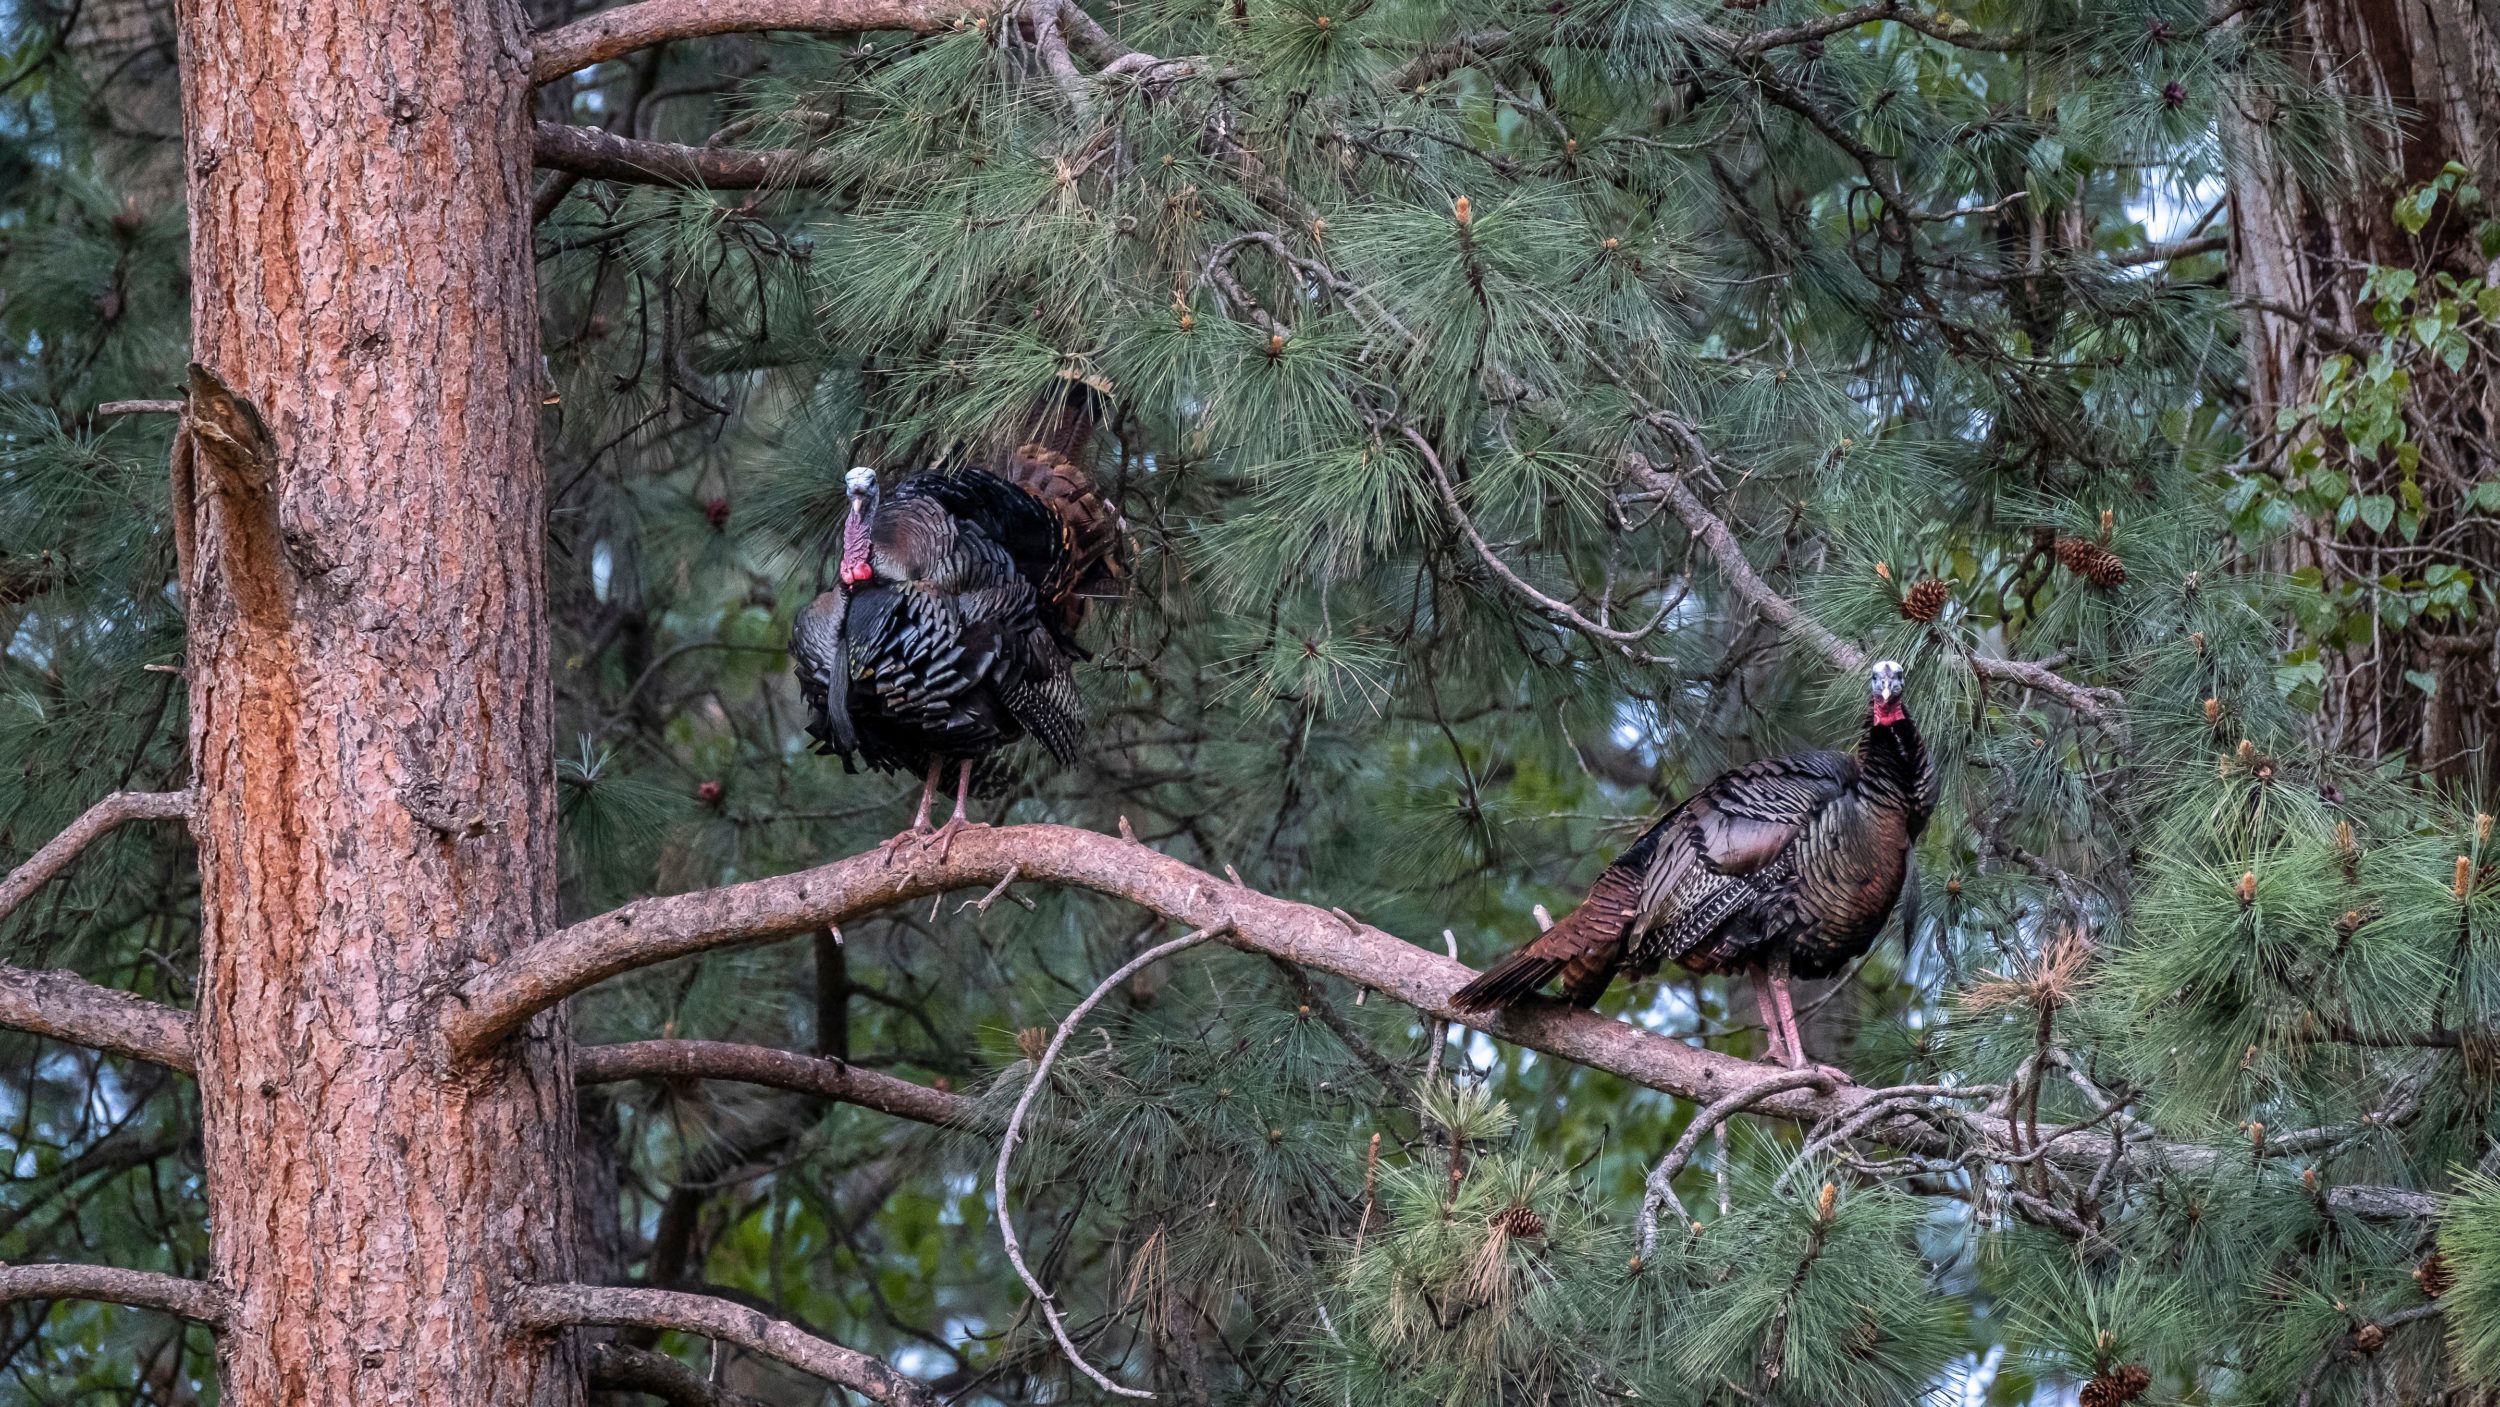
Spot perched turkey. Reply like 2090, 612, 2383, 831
1452, 660, 1934, 1070
791, 441, 1123, 852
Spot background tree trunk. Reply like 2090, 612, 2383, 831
174, 0, 577, 1399
2228, 0, 2500, 786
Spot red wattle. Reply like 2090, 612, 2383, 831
1871, 698, 1907, 726
839, 503, 872, 585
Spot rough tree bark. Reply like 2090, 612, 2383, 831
173, 0, 576, 1398
2228, 0, 2500, 785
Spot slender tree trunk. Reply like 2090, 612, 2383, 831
174, 0, 576, 1398
2228, 0, 2500, 786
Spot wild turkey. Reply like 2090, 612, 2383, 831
1452, 660, 1934, 1070
790, 441, 1123, 852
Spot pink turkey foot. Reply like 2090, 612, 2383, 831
929, 813, 987, 863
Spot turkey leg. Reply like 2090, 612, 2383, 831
929, 758, 983, 860
1752, 981, 1790, 1067
1768, 959, 1850, 1084
878, 761, 945, 866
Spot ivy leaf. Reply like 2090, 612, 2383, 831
2357, 494, 2396, 532
2404, 669, 2440, 696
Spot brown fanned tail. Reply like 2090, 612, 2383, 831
1451, 863, 1644, 1012
1001, 442, 1127, 633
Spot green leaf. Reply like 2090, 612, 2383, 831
2405, 669, 2440, 696
2358, 494, 2396, 532
2394, 187, 2437, 234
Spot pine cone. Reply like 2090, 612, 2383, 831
2055, 536, 2129, 588
2078, 1364, 2151, 1407
1494, 1205, 1545, 1238
2417, 1252, 2454, 1299
2353, 1322, 2387, 1354
1900, 578, 1951, 622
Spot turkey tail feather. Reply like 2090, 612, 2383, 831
1450, 864, 1644, 1012
1450, 947, 1570, 1013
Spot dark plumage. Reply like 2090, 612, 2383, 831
791, 441, 1123, 845
1452, 660, 1935, 1070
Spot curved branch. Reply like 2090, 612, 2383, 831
0, 965, 195, 1071
1636, 1068, 1834, 1258
531, 0, 1000, 83
576, 1039, 978, 1128
0, 1263, 227, 1326
590, 1342, 772, 1407
1628, 452, 2122, 727
533, 122, 830, 190
0, 789, 193, 925
1404, 427, 1672, 660
515, 1283, 935, 1406
996, 923, 1226, 1400
431, 824, 2443, 1221
1630, 452, 1867, 673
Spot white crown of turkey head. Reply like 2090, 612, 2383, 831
1870, 659, 1905, 699
845, 466, 878, 494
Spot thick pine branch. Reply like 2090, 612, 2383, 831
0, 965, 195, 1070
516, 1283, 936, 1405
0, 789, 193, 925
533, 123, 828, 190
0, 792, 199, 1069
443, 824, 2434, 1219
0, 1263, 227, 1325
575, 1039, 979, 1127
531, 0, 1002, 83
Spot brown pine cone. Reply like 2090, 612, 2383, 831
2055, 536, 2129, 588
2353, 1322, 2387, 1354
1900, 578, 1951, 622
1494, 1205, 1546, 1238
2416, 1252, 2454, 1299
2078, 1364, 2151, 1407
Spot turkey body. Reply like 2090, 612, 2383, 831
790, 445, 1120, 797
1452, 663, 1933, 1067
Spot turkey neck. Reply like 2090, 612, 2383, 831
1858, 706, 1933, 834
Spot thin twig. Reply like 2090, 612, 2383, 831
996, 922, 1232, 1399
1405, 426, 1672, 660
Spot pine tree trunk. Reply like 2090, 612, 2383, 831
174, 0, 577, 1399
2228, 0, 2500, 784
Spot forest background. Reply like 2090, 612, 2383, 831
3, 0, 2500, 1399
